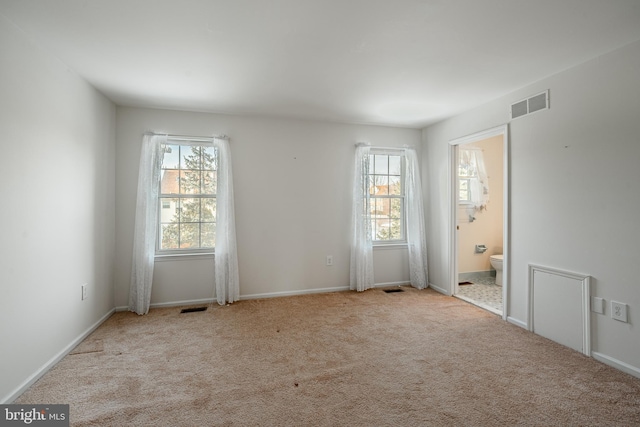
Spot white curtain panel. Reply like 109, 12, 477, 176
459, 147, 489, 211
214, 137, 240, 305
404, 148, 428, 289
129, 134, 166, 315
350, 144, 374, 291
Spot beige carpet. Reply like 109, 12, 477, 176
16, 287, 640, 426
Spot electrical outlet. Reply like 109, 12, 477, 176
326, 255, 333, 266
81, 284, 88, 301
611, 301, 627, 322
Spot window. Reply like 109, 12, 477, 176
458, 148, 476, 202
458, 146, 489, 209
458, 172, 472, 203
158, 140, 217, 252
368, 152, 405, 242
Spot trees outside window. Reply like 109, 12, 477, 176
158, 142, 217, 252
368, 153, 405, 242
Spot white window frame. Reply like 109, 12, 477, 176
156, 138, 217, 256
458, 152, 476, 205
368, 149, 406, 245
458, 176, 473, 205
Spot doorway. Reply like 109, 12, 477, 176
449, 125, 509, 319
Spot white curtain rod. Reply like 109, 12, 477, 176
355, 142, 414, 150
146, 132, 229, 142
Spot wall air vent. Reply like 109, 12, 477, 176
510, 90, 549, 120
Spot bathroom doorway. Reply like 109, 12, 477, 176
449, 125, 509, 319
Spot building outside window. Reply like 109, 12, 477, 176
157, 141, 217, 253
368, 151, 405, 243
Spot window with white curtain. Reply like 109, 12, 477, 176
368, 151, 405, 243
458, 146, 489, 211
350, 144, 427, 292
130, 134, 239, 314
157, 140, 217, 253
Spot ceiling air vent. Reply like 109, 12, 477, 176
510, 90, 549, 120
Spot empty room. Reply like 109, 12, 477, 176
1, 1, 639, 425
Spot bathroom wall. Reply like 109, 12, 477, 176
458, 135, 504, 274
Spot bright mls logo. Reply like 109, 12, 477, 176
0, 405, 69, 427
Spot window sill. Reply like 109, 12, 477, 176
373, 243, 408, 250
154, 252, 214, 262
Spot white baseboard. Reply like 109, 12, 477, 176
507, 316, 527, 329
459, 270, 494, 281
117, 288, 353, 311
116, 298, 217, 312
119, 283, 414, 310
592, 351, 640, 379
373, 281, 410, 288
2, 308, 115, 404
240, 286, 350, 300
429, 283, 450, 295
151, 298, 216, 309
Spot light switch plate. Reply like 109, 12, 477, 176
591, 297, 604, 314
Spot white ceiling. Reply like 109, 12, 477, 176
2, 1, 640, 128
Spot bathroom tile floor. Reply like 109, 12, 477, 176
456, 276, 503, 315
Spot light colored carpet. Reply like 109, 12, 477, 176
15, 287, 640, 426
69, 339, 103, 355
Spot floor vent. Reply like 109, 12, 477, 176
383, 288, 404, 293
510, 90, 549, 120
180, 306, 208, 313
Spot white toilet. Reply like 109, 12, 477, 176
489, 254, 503, 286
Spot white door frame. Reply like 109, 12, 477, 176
448, 124, 509, 320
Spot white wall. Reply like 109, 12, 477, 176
115, 107, 420, 307
0, 16, 116, 402
423, 40, 640, 373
